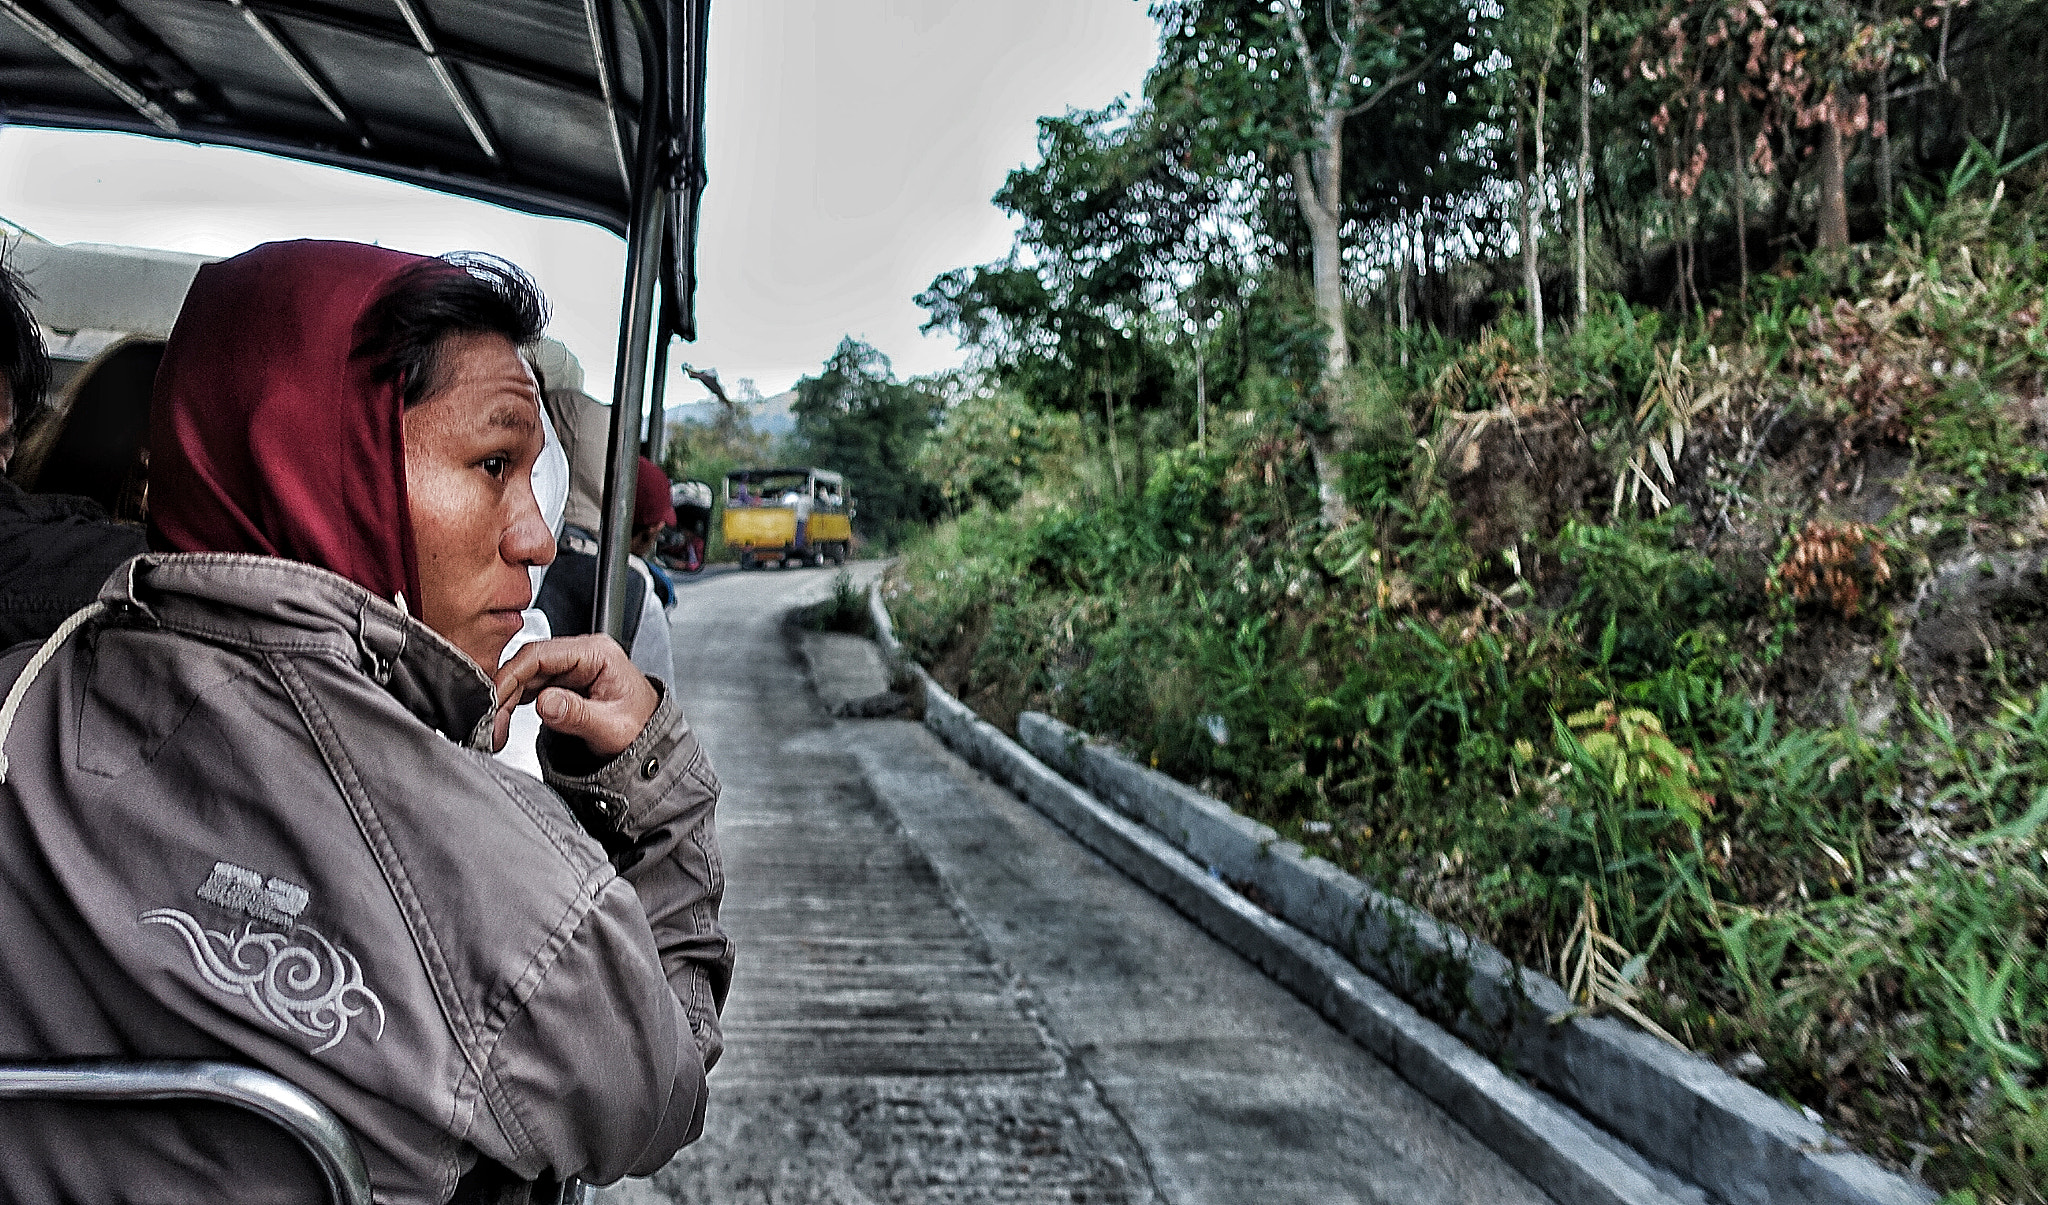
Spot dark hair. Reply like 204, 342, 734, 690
1, 252, 51, 431
354, 252, 549, 408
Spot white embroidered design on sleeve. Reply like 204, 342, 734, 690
141, 909, 387, 1053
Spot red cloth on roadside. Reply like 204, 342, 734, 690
149, 240, 434, 608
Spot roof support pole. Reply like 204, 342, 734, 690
0, 0, 177, 131
592, 0, 666, 641
388, 0, 501, 164
228, 0, 373, 149
644, 322, 670, 462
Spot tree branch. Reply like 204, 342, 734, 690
1341, 49, 1442, 118
680, 364, 733, 410
1291, 148, 1333, 227
1277, 0, 1329, 112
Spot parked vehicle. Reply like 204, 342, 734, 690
662, 478, 714, 572
722, 467, 853, 568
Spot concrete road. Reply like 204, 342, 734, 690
608, 564, 1551, 1205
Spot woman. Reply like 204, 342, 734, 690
0, 241, 732, 1203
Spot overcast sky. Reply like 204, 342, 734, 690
0, 0, 1159, 405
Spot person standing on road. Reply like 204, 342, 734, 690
0, 240, 732, 1203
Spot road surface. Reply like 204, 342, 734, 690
607, 563, 1552, 1205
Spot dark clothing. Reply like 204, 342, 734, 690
0, 475, 146, 650
537, 548, 647, 650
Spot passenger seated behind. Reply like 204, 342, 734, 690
0, 254, 146, 649
536, 455, 675, 677
0, 241, 732, 1204
9, 335, 161, 522
633, 458, 678, 611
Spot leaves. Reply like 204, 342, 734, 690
1554, 885, 1687, 1048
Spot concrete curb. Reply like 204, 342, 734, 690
917, 674, 1690, 1205
1014, 713, 1934, 1205
867, 581, 1933, 1205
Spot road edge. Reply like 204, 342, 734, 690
868, 581, 1934, 1205
868, 585, 1695, 1205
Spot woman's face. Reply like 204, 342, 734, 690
402, 332, 554, 669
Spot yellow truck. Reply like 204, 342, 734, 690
723, 468, 855, 568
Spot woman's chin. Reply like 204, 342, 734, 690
449, 610, 527, 672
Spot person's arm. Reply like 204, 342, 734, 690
489, 640, 734, 1178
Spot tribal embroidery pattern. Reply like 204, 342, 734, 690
141, 908, 386, 1053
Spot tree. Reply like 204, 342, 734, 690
1150, 0, 1444, 524
664, 376, 775, 483
920, 103, 1194, 499
790, 338, 943, 548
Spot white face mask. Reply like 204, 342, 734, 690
494, 404, 569, 778
499, 403, 569, 667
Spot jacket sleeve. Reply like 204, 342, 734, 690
479, 876, 709, 1182
539, 685, 733, 1077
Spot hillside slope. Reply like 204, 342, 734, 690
892, 183, 2048, 1202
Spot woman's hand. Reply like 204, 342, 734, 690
492, 635, 658, 759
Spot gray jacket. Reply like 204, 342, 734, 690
0, 553, 733, 1203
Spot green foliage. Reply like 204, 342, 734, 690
883, 1, 2048, 1191
1559, 700, 1713, 827
915, 388, 1083, 514
804, 570, 871, 636
892, 181, 2048, 1199
789, 337, 944, 549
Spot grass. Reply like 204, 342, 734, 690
890, 166, 2048, 1201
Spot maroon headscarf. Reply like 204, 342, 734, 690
150, 240, 434, 608
634, 456, 676, 531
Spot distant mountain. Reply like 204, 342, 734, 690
666, 387, 797, 435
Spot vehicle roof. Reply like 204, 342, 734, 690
727, 467, 844, 486
10, 239, 211, 339
0, 0, 709, 336
10, 233, 590, 396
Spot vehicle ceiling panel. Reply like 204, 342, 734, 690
0, 0, 681, 233
1, 0, 705, 340
270, 15, 479, 157
120, 2, 309, 113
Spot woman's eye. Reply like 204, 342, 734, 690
481, 456, 510, 479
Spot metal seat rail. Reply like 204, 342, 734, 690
0, 1059, 373, 1205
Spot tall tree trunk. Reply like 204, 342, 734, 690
1576, 0, 1591, 321
1292, 135, 1355, 526
1874, 74, 1893, 221
1424, 214, 1439, 333
1131, 376, 1146, 489
1397, 214, 1412, 367
1817, 99, 1850, 250
1730, 100, 1750, 305
1271, 0, 1429, 528
1517, 104, 1545, 358
1101, 375, 1123, 497
1194, 334, 1207, 454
